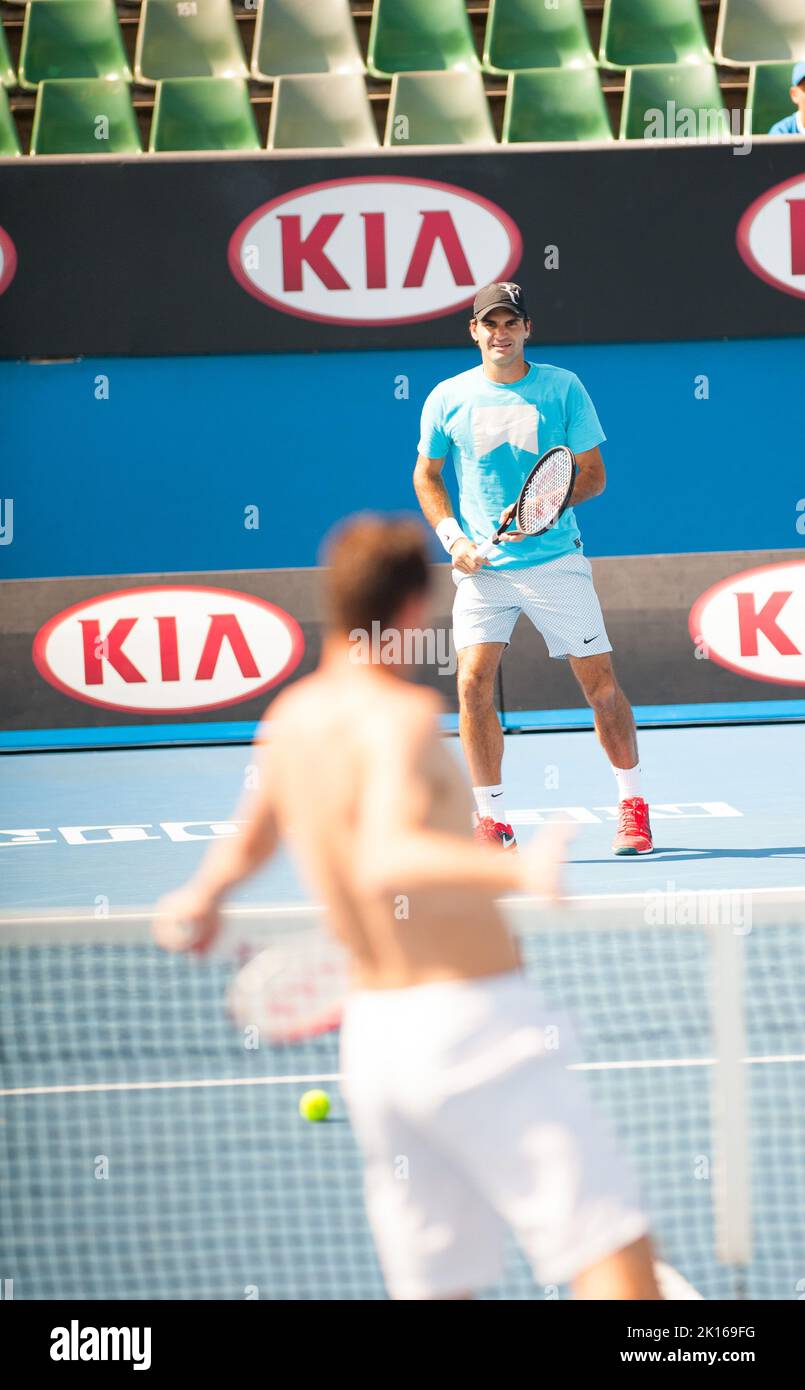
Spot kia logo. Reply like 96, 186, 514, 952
689, 561, 805, 686
228, 176, 522, 324
0, 225, 17, 296
737, 173, 805, 300
33, 586, 305, 713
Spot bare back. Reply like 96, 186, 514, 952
265, 663, 519, 988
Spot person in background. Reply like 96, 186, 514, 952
414, 282, 653, 858
769, 62, 805, 134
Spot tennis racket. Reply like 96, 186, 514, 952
475, 445, 576, 559
156, 905, 351, 1045
224, 921, 349, 1045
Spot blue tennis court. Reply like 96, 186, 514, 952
2, 723, 803, 1300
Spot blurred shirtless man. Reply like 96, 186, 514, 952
155, 515, 659, 1302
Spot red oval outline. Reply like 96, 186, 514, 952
228, 174, 523, 325
0, 225, 17, 296
32, 584, 305, 714
736, 172, 805, 302
688, 559, 805, 687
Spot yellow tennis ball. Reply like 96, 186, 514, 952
299, 1089, 330, 1122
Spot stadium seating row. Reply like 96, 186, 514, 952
1, 62, 797, 156
0, 0, 803, 91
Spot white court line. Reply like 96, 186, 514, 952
577, 1054, 805, 1072
504, 884, 805, 907
3, 1054, 803, 1100
1, 1073, 343, 1099
2, 883, 804, 928
0, 903, 319, 927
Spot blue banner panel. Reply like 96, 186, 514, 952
1, 338, 804, 580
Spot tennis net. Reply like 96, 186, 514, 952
1, 890, 803, 1300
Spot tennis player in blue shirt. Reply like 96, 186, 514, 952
769, 62, 805, 134
414, 281, 653, 857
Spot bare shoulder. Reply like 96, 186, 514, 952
255, 674, 319, 740
258, 675, 443, 756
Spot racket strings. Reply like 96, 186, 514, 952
226, 929, 350, 1043
517, 450, 574, 533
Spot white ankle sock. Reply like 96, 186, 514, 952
473, 784, 506, 822
613, 764, 643, 801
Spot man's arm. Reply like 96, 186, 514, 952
569, 446, 606, 505
413, 452, 453, 529
153, 717, 280, 952
413, 452, 487, 573
192, 728, 280, 901
414, 381, 452, 528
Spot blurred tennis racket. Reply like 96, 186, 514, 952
224, 921, 349, 1045
476, 444, 576, 559
157, 904, 350, 1045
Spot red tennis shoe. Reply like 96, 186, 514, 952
612, 797, 653, 855
474, 816, 518, 851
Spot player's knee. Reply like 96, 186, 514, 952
584, 676, 618, 713
457, 664, 496, 713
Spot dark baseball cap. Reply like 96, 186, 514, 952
472, 282, 528, 321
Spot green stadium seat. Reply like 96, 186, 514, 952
385, 69, 494, 145
716, 0, 805, 67
502, 67, 612, 142
1, 22, 16, 89
0, 87, 21, 154
251, 0, 363, 81
19, 0, 131, 91
150, 76, 259, 150
367, 0, 479, 79
600, 0, 712, 69
746, 61, 803, 133
135, 0, 248, 84
267, 72, 379, 149
30, 77, 141, 154
483, 0, 596, 75
620, 63, 729, 139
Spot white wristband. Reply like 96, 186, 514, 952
435, 517, 465, 554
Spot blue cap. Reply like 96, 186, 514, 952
793, 61, 805, 88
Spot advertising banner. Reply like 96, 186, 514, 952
1, 145, 804, 359
2, 550, 802, 746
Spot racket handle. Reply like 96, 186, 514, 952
476, 518, 512, 558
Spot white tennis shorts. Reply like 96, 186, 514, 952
340, 971, 648, 1299
452, 551, 612, 659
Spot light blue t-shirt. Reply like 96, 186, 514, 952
769, 113, 803, 135
418, 362, 606, 569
